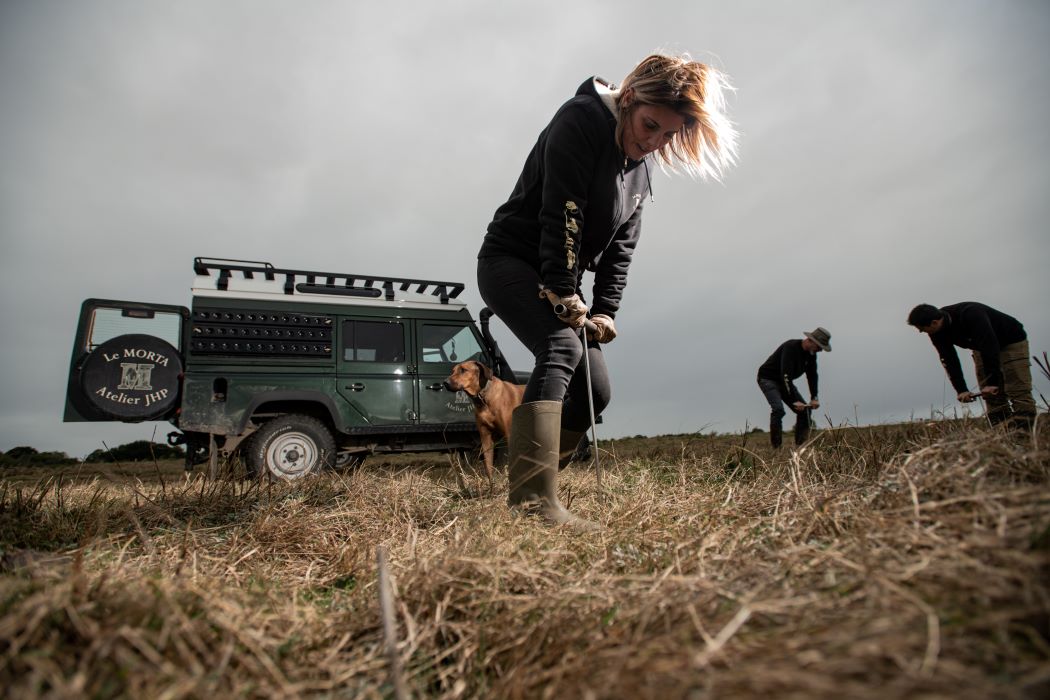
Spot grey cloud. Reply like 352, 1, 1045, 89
2, 0, 1048, 457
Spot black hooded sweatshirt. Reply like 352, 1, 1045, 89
757, 339, 818, 405
478, 77, 651, 319
928, 302, 1026, 393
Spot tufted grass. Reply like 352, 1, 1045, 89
1, 418, 1047, 698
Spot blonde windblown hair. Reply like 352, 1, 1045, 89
616, 53, 738, 181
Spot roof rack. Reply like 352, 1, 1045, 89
193, 257, 465, 304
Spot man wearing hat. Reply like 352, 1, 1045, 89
907, 302, 1035, 429
756, 328, 831, 448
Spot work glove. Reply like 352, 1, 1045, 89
539, 289, 588, 329
587, 314, 617, 343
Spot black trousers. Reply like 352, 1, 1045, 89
477, 255, 611, 432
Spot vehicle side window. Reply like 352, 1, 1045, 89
342, 320, 405, 362
420, 324, 484, 364
87, 307, 182, 350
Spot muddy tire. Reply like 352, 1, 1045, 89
246, 415, 335, 480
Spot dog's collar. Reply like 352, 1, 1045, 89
472, 384, 490, 408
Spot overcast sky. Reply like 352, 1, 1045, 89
2, 0, 1047, 458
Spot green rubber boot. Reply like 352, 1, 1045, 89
557, 429, 587, 470
508, 401, 595, 528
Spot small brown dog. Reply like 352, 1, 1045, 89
444, 360, 525, 483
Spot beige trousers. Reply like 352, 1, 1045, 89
972, 339, 1036, 421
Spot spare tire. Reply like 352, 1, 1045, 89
79, 334, 183, 421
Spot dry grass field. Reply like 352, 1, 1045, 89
1, 419, 1048, 699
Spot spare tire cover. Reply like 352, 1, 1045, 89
79, 334, 183, 420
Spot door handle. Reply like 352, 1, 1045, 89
426, 383, 444, 391
345, 383, 365, 392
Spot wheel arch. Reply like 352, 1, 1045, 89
239, 391, 343, 434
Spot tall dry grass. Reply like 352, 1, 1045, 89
1, 419, 1047, 698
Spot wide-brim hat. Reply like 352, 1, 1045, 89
803, 327, 832, 352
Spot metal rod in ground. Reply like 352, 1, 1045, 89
969, 389, 992, 427
580, 324, 603, 491
207, 433, 218, 480
376, 545, 409, 700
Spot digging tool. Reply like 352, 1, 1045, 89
579, 319, 603, 490
960, 388, 994, 403
553, 304, 603, 489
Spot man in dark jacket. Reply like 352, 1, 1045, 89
757, 328, 831, 448
907, 302, 1035, 428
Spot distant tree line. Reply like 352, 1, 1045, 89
83, 441, 185, 463
0, 446, 78, 467
0, 441, 184, 467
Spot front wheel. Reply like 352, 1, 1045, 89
246, 415, 335, 480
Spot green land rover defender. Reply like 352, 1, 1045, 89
64, 257, 523, 479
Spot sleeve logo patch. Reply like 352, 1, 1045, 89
563, 201, 580, 270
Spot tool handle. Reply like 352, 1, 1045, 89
961, 388, 989, 403
552, 303, 597, 332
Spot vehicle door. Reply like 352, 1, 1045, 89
65, 299, 190, 422
335, 318, 417, 425
414, 320, 489, 425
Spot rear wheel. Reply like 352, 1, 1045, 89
247, 415, 335, 480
